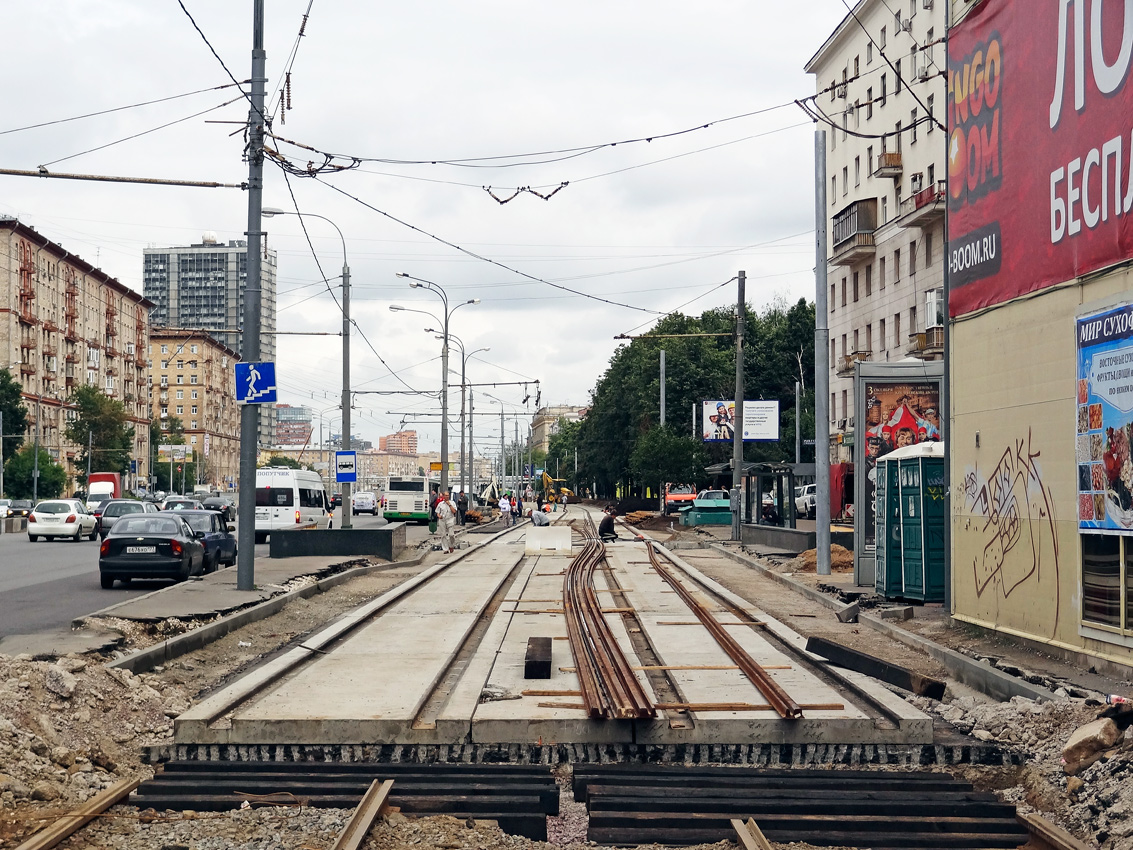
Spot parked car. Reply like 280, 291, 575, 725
0, 499, 11, 518
794, 484, 817, 519
176, 510, 237, 571
88, 497, 114, 529
161, 498, 204, 512
200, 495, 235, 521
352, 491, 378, 515
98, 499, 160, 539
8, 500, 33, 518
98, 513, 207, 588
27, 499, 99, 542
330, 493, 343, 509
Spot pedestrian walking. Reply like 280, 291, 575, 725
498, 492, 512, 527
456, 490, 468, 525
560, 492, 568, 514
435, 490, 457, 553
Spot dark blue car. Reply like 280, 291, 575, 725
176, 510, 237, 571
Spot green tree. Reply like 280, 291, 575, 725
545, 418, 581, 489
0, 368, 28, 470
260, 454, 312, 471
629, 426, 709, 490
3, 444, 66, 499
64, 386, 134, 485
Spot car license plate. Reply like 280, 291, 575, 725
126, 545, 156, 554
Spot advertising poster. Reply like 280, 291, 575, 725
701, 400, 780, 442
861, 381, 942, 549
947, 2, 1133, 316
1076, 302, 1133, 532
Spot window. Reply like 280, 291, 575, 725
909, 305, 918, 334
842, 112, 848, 142
176, 375, 183, 385
854, 55, 860, 77
867, 146, 874, 177
841, 278, 848, 307
160, 376, 168, 387
177, 360, 184, 369
894, 248, 901, 282
160, 345, 168, 354
879, 257, 886, 289
895, 120, 903, 152
841, 389, 848, 420
853, 272, 860, 302
895, 59, 902, 92
190, 375, 198, 385
910, 0, 916, 17
176, 406, 184, 415
854, 100, 861, 130
830, 283, 836, 311
1081, 535, 1127, 628
911, 108, 918, 144
866, 89, 873, 119
894, 311, 901, 344
879, 317, 887, 349
161, 360, 168, 369
927, 94, 935, 133
853, 329, 860, 352
842, 166, 848, 195
909, 240, 918, 275
191, 406, 198, 415
880, 25, 887, 48
830, 79, 837, 103
190, 344, 198, 354
865, 264, 873, 296
926, 28, 934, 64
926, 232, 934, 265
928, 162, 936, 186
191, 390, 198, 399
895, 11, 902, 29
299, 488, 325, 509
867, 42, 873, 64
190, 436, 197, 444
104, 375, 115, 391
831, 393, 837, 424
161, 405, 168, 415
176, 390, 183, 399
881, 195, 888, 223
831, 346, 836, 369
191, 420, 198, 429
854, 156, 861, 186
831, 176, 837, 203
841, 334, 847, 358
880, 73, 887, 105
866, 324, 872, 352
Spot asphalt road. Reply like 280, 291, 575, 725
0, 510, 421, 639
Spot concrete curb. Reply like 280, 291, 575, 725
105, 553, 425, 674
708, 544, 1055, 704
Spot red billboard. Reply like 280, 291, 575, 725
947, 0, 1133, 316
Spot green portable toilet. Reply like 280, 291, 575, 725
874, 442, 945, 603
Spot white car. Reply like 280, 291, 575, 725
0, 499, 11, 518
352, 491, 378, 515
795, 484, 817, 519
28, 499, 99, 542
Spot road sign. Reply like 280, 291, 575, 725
234, 362, 277, 405
804, 439, 816, 446
335, 451, 357, 483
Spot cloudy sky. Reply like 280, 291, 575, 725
1, 2, 846, 454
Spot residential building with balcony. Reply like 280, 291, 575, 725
806, 0, 947, 460
149, 330, 240, 490
378, 430, 418, 455
143, 233, 277, 447
0, 218, 152, 490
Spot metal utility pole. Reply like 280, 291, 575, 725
795, 381, 801, 464
236, 0, 267, 591
731, 271, 746, 542
0, 410, 4, 499
660, 350, 666, 426
815, 129, 832, 577
32, 398, 39, 503
469, 391, 475, 495
86, 431, 92, 487
499, 405, 505, 493
692, 403, 696, 439
341, 256, 352, 529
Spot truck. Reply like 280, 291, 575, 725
663, 483, 697, 515
86, 473, 122, 508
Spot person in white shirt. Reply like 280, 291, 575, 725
498, 493, 512, 527
435, 491, 458, 553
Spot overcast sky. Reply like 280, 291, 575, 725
1, 2, 846, 454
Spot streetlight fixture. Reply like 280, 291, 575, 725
426, 330, 488, 499
262, 207, 354, 529
391, 273, 479, 493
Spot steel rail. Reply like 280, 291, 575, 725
562, 516, 656, 719
646, 542, 802, 720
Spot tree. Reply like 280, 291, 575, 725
3, 444, 66, 499
0, 368, 28, 469
64, 386, 134, 484
630, 426, 709, 490
260, 455, 311, 471
546, 418, 580, 488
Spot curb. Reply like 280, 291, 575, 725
707, 543, 1055, 704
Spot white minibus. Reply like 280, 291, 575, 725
254, 467, 333, 543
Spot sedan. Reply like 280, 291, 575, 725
0, 499, 11, 518
200, 496, 235, 521
28, 499, 99, 542
98, 514, 207, 588
161, 498, 204, 512
8, 500, 33, 518
176, 510, 237, 571
98, 499, 160, 539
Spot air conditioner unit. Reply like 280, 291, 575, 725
923, 0, 933, 8
838, 419, 847, 430
849, 416, 855, 428
917, 66, 932, 82
911, 172, 924, 192
900, 17, 913, 33
835, 84, 848, 99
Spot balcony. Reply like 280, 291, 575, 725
19, 337, 37, 350
830, 199, 877, 266
43, 319, 61, 333
874, 151, 903, 178
898, 181, 947, 228
836, 350, 872, 377
907, 327, 945, 358
20, 362, 35, 375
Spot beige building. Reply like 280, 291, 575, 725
530, 405, 586, 455
0, 218, 152, 490
379, 430, 417, 455
806, 0, 947, 461
149, 330, 240, 490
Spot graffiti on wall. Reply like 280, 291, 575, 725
963, 429, 1059, 617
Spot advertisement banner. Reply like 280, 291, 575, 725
947, 1, 1133, 316
157, 444, 188, 463
1076, 302, 1133, 532
859, 381, 942, 550
701, 400, 780, 442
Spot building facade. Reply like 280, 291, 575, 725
143, 233, 277, 446
378, 429, 417, 455
530, 405, 586, 455
149, 330, 241, 490
0, 218, 152, 491
806, 0, 947, 461
275, 404, 314, 447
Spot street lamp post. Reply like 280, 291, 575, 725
392, 274, 479, 494
263, 208, 353, 529
431, 333, 489, 499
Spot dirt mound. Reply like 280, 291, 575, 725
789, 544, 855, 573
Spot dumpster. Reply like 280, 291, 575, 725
874, 442, 945, 602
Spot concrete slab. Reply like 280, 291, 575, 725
524, 527, 572, 554
0, 628, 124, 658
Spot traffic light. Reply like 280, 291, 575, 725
177, 465, 182, 472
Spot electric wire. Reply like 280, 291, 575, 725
175, 0, 265, 123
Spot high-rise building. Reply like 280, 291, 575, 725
0, 218, 152, 491
275, 404, 314, 446
378, 430, 417, 455
143, 233, 277, 446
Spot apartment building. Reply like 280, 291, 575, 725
0, 218, 152, 490
378, 429, 417, 455
276, 404, 314, 446
806, 0, 947, 461
530, 405, 586, 455
149, 330, 240, 490
143, 233, 277, 447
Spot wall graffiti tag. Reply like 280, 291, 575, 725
963, 429, 1059, 617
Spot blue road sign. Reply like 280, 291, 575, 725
336, 451, 358, 483
234, 362, 277, 405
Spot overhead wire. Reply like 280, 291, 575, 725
175, 0, 266, 124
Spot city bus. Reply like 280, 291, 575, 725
383, 475, 432, 523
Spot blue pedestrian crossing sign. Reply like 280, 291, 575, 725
235, 362, 277, 405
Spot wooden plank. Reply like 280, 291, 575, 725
331, 778, 394, 850
524, 637, 553, 679
538, 702, 588, 710
805, 635, 947, 699
522, 689, 580, 696
731, 818, 774, 850
15, 776, 141, 850
1017, 812, 1096, 850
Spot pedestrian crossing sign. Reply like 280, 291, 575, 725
235, 362, 277, 404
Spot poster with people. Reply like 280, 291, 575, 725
861, 381, 942, 548
701, 400, 780, 442
1076, 303, 1133, 533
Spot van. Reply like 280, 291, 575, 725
254, 467, 333, 543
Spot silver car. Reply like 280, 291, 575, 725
352, 491, 378, 515
98, 499, 160, 539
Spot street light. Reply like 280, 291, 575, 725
263, 207, 354, 530
427, 330, 489, 499
391, 273, 479, 494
